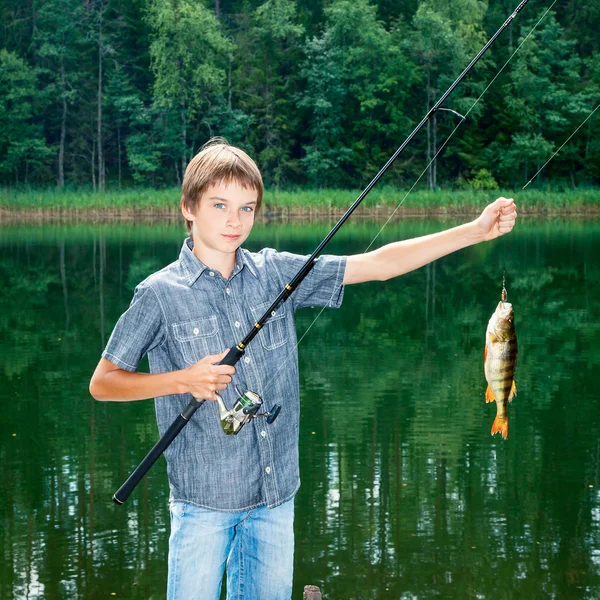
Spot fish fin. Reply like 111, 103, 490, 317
491, 416, 508, 439
485, 385, 496, 403
508, 380, 517, 402
484, 345, 488, 363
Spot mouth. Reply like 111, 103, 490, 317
221, 234, 241, 241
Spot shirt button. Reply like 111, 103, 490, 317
209, 271, 215, 277
265, 466, 271, 474
244, 357, 251, 364
193, 327, 199, 335
260, 430, 267, 438
234, 321, 241, 328
226, 288, 231, 294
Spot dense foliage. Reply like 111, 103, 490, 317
0, 0, 598, 190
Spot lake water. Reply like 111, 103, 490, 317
0, 217, 599, 599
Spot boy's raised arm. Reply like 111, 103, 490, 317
343, 197, 517, 285
89, 352, 235, 402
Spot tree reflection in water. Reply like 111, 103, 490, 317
0, 219, 599, 599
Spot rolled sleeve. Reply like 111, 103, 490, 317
268, 250, 347, 311
101, 281, 165, 372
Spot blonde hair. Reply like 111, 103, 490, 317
181, 138, 263, 234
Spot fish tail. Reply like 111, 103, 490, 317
491, 415, 508, 440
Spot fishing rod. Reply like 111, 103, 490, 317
113, 0, 532, 505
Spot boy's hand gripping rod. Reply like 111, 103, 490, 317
113, 0, 531, 505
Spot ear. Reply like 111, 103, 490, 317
180, 197, 195, 221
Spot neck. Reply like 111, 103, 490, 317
191, 239, 237, 279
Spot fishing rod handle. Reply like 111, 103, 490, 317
112, 345, 245, 505
112, 404, 201, 504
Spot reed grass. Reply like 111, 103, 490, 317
1, 186, 599, 213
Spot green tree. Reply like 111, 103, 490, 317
0, 50, 50, 184
406, 4, 481, 189
147, 0, 232, 182
0, 0, 598, 189
298, 0, 411, 186
33, 0, 83, 188
100, 0, 157, 186
469, 167, 499, 190
297, 34, 350, 186
489, 12, 588, 186
581, 52, 600, 184
232, 0, 304, 185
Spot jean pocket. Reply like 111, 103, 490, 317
169, 501, 188, 520
250, 302, 288, 350
172, 316, 224, 365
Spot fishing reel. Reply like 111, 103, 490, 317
215, 385, 281, 436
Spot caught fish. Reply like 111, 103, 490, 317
484, 299, 518, 439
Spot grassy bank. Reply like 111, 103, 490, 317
1, 186, 600, 217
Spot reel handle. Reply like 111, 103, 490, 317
266, 404, 281, 424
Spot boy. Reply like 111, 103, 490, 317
90, 138, 517, 600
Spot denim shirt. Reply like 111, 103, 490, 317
102, 238, 346, 511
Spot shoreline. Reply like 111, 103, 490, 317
1, 204, 600, 223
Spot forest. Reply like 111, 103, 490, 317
1, 0, 599, 192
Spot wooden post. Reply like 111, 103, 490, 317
303, 585, 322, 600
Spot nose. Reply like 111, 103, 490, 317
226, 209, 242, 229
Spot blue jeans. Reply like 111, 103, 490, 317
167, 498, 295, 600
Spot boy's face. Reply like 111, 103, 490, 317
183, 180, 258, 263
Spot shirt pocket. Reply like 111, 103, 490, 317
172, 316, 224, 365
250, 302, 288, 351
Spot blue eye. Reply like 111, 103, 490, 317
214, 203, 226, 209
241, 206, 254, 212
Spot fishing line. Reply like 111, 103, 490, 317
362, 0, 559, 255
260, 0, 558, 398
501, 102, 599, 296
259, 271, 345, 398
502, 237, 508, 300
518, 103, 600, 194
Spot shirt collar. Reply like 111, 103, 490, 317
179, 238, 258, 286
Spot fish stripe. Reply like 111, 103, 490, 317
494, 365, 516, 373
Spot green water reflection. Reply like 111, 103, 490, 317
0, 218, 599, 599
